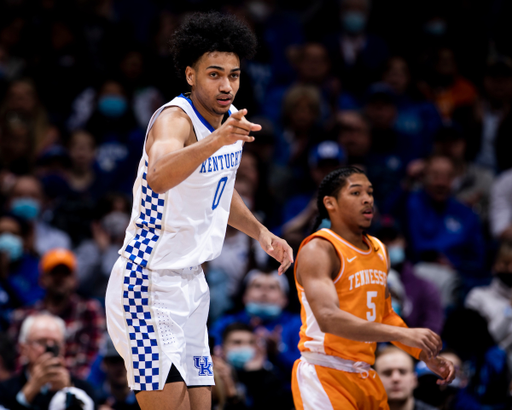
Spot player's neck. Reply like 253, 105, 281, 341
389, 397, 415, 410
189, 92, 223, 129
329, 223, 368, 251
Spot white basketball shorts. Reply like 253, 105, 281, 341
105, 256, 214, 391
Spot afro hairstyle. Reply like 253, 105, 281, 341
169, 11, 257, 79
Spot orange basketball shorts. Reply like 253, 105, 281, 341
292, 358, 389, 410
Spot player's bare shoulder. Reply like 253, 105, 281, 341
147, 106, 196, 150
297, 236, 340, 285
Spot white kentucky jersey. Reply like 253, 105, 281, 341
119, 94, 243, 270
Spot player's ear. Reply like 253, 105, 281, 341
323, 196, 336, 211
185, 66, 195, 87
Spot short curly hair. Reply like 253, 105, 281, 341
169, 12, 257, 78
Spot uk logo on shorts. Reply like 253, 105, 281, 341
193, 356, 213, 376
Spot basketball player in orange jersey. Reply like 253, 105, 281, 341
291, 167, 455, 410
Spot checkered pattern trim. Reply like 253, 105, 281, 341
123, 261, 160, 391
124, 162, 164, 268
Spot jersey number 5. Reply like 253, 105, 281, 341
367, 291, 377, 322
212, 177, 228, 210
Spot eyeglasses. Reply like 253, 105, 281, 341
26, 339, 63, 349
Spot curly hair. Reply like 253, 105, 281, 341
169, 12, 257, 78
312, 166, 365, 231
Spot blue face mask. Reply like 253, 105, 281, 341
245, 302, 282, 321
388, 245, 405, 266
0, 233, 23, 262
226, 347, 255, 369
11, 198, 40, 221
342, 11, 367, 34
98, 95, 128, 118
391, 299, 402, 317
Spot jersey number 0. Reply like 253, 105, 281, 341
212, 177, 228, 210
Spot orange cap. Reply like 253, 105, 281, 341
40, 248, 77, 273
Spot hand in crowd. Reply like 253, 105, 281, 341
22, 352, 71, 402
254, 325, 282, 358
244, 333, 267, 371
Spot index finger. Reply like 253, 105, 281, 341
230, 109, 248, 120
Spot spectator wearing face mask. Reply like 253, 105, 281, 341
375, 218, 444, 334
465, 240, 512, 372
74, 193, 132, 302
210, 270, 302, 376
6, 175, 71, 257
8, 248, 105, 380
0, 213, 43, 328
214, 322, 293, 410
70, 79, 144, 196
322, 0, 389, 96
387, 154, 486, 285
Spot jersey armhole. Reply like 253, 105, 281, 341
332, 246, 345, 284
312, 235, 346, 284
144, 105, 194, 158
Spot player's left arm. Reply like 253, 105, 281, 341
228, 189, 293, 274
380, 245, 456, 385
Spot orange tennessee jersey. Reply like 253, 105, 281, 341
295, 228, 389, 365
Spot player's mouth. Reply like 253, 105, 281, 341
217, 95, 232, 106
362, 208, 373, 219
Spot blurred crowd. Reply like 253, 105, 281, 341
1, 0, 512, 409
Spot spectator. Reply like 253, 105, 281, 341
453, 57, 512, 174
336, 110, 371, 168
381, 56, 443, 154
374, 345, 437, 410
263, 42, 344, 128
0, 111, 35, 176
375, 219, 444, 334
489, 167, 512, 241
322, 0, 389, 96
418, 47, 477, 120
215, 322, 293, 410
432, 124, 493, 223
82, 79, 144, 196
465, 240, 512, 371
390, 155, 486, 281
0, 213, 43, 318
272, 84, 326, 199
88, 334, 139, 410
5, 175, 71, 256
0, 333, 16, 382
74, 192, 131, 302
0, 313, 96, 410
0, 78, 59, 156
210, 269, 302, 376
280, 140, 345, 251
441, 308, 510, 410
8, 248, 105, 379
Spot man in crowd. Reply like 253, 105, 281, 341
375, 345, 437, 410
8, 248, 105, 379
0, 313, 96, 410
210, 269, 301, 374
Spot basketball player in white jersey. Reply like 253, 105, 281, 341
105, 12, 293, 410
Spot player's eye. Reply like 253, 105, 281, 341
231, 73, 239, 79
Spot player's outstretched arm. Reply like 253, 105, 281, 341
228, 189, 293, 274
297, 238, 440, 358
146, 108, 260, 193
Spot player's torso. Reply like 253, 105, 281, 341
120, 95, 242, 270
296, 229, 389, 364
